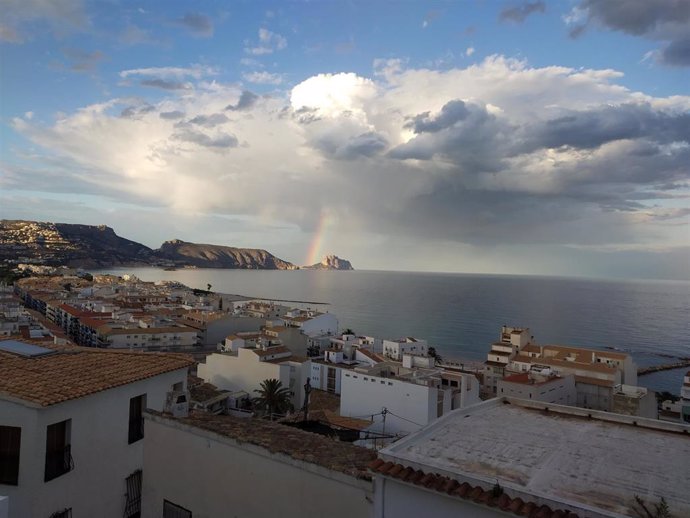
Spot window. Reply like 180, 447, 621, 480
129, 394, 146, 444
124, 470, 142, 518
0, 425, 21, 485
163, 500, 192, 518
45, 419, 73, 482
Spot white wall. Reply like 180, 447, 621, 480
301, 313, 338, 336
497, 376, 576, 406
0, 368, 187, 518
197, 351, 295, 407
374, 477, 504, 518
141, 416, 373, 518
340, 372, 436, 435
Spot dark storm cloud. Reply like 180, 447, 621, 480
173, 129, 238, 149
314, 132, 388, 160
578, 0, 689, 35
174, 12, 213, 37
661, 36, 690, 66
391, 100, 511, 172
407, 100, 471, 133
571, 0, 690, 66
140, 78, 192, 91
226, 90, 259, 111
520, 103, 690, 152
499, 1, 546, 23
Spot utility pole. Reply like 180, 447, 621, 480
302, 378, 312, 421
378, 407, 388, 451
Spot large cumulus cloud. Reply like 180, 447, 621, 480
7, 56, 690, 253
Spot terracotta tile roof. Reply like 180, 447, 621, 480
369, 458, 579, 518
159, 411, 375, 479
0, 339, 194, 407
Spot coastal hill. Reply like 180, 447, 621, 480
0, 220, 296, 270
0, 220, 154, 268
303, 255, 354, 270
156, 239, 297, 270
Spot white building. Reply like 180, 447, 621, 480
382, 337, 428, 361
371, 398, 690, 518
197, 345, 311, 411
497, 370, 576, 405
339, 362, 480, 435
0, 339, 192, 518
141, 411, 374, 518
282, 309, 338, 336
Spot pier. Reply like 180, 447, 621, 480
637, 359, 690, 376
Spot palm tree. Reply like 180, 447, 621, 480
428, 346, 443, 365
253, 379, 293, 420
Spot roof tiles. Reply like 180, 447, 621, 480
0, 339, 194, 406
369, 458, 579, 518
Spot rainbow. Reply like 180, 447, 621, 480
305, 211, 329, 265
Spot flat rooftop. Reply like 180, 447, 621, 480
380, 398, 690, 517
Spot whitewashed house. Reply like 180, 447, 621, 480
0, 339, 192, 518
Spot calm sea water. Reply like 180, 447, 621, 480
98, 268, 690, 395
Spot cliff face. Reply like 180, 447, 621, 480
303, 255, 354, 270
0, 221, 297, 270
154, 239, 298, 270
0, 220, 154, 267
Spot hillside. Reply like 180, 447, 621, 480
0, 220, 154, 268
155, 240, 297, 270
0, 220, 297, 270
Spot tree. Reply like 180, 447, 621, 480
428, 346, 443, 365
253, 379, 293, 420
342, 328, 355, 336
207, 283, 212, 292
633, 495, 671, 518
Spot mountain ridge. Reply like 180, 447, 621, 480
0, 220, 298, 270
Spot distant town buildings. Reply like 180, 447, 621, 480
483, 325, 654, 418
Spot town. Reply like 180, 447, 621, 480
0, 271, 688, 518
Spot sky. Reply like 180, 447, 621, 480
0, 0, 689, 280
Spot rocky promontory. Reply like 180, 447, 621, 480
303, 255, 354, 270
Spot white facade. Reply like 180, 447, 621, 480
141, 414, 373, 518
0, 369, 187, 518
382, 338, 428, 361
497, 372, 576, 405
197, 348, 310, 410
339, 368, 479, 435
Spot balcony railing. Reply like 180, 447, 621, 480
45, 444, 74, 481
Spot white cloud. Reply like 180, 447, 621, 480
244, 28, 287, 55
242, 71, 283, 85
119, 64, 216, 79
466, 47, 475, 57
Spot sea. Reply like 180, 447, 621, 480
96, 268, 690, 395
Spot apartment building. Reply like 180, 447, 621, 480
0, 339, 192, 518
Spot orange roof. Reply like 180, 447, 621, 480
0, 339, 194, 407
370, 459, 579, 518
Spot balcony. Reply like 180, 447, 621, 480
45, 445, 74, 481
